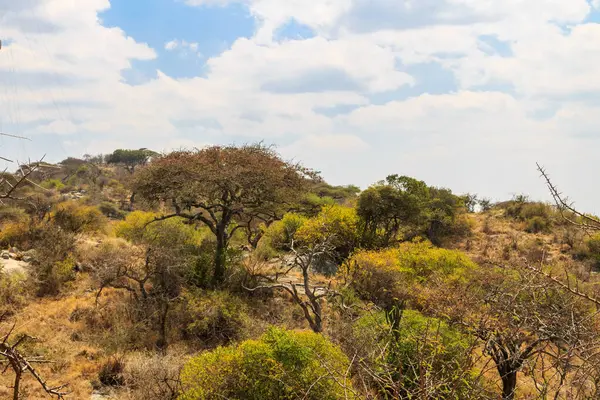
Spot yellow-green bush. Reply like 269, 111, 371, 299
180, 327, 353, 400
51, 201, 107, 233
0, 219, 32, 248
41, 179, 66, 191
296, 204, 359, 249
259, 213, 307, 250
344, 240, 477, 309
114, 211, 206, 247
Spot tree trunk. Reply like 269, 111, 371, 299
213, 226, 228, 285
12, 368, 21, 400
500, 366, 518, 400
129, 192, 136, 211
156, 302, 169, 352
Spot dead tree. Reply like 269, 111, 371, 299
245, 238, 342, 333
0, 314, 69, 399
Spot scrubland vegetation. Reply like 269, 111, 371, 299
1, 145, 600, 399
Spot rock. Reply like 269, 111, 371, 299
1, 259, 29, 274
22, 249, 37, 262
1, 251, 9, 260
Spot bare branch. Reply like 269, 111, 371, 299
537, 163, 600, 232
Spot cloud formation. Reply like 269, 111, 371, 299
1, 0, 600, 212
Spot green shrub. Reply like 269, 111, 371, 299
261, 213, 308, 251
0, 219, 32, 248
525, 216, 550, 234
344, 240, 477, 309
114, 211, 205, 247
0, 271, 28, 315
31, 224, 77, 296
181, 290, 250, 346
296, 205, 359, 249
180, 327, 353, 400
51, 201, 107, 233
353, 310, 480, 399
520, 203, 551, 220
98, 201, 126, 219
581, 234, 600, 267
41, 179, 66, 191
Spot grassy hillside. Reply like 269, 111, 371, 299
1, 148, 599, 399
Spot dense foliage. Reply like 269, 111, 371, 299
180, 327, 353, 400
1, 144, 600, 400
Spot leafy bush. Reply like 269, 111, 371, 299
40, 179, 66, 191
344, 240, 477, 309
505, 200, 554, 233
0, 271, 28, 315
520, 203, 551, 220
180, 290, 250, 346
51, 201, 107, 233
525, 216, 551, 234
0, 219, 32, 248
114, 211, 205, 247
352, 310, 481, 399
31, 224, 77, 296
98, 201, 126, 219
296, 205, 359, 251
180, 327, 353, 400
259, 213, 307, 252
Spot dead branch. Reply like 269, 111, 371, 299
0, 157, 45, 200
523, 263, 600, 307
0, 315, 69, 399
537, 163, 600, 232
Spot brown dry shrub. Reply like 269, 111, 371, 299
123, 352, 184, 400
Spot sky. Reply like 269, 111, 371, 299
1, 0, 600, 212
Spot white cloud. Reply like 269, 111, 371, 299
164, 39, 202, 57
3, 0, 600, 213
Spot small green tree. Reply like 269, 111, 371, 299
357, 175, 465, 247
106, 148, 157, 174
180, 327, 355, 400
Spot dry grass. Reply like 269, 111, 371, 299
0, 275, 107, 399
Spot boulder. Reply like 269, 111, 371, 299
1, 251, 9, 260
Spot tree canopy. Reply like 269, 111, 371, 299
134, 144, 315, 284
106, 148, 157, 173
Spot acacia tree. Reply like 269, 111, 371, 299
134, 144, 313, 285
357, 175, 463, 247
106, 148, 157, 174
426, 265, 594, 400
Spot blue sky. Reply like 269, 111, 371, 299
2, 0, 600, 212
101, 0, 255, 81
